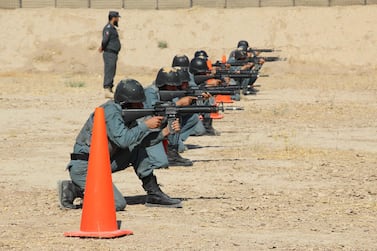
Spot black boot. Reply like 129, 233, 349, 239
57, 180, 83, 209
167, 145, 193, 166
202, 118, 221, 136
242, 86, 258, 95
247, 86, 259, 93
251, 85, 260, 91
142, 175, 182, 208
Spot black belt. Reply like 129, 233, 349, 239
70, 153, 89, 161
104, 49, 119, 55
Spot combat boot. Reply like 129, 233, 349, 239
104, 87, 114, 99
142, 175, 182, 208
167, 145, 193, 166
202, 118, 221, 136
242, 86, 258, 96
57, 180, 83, 209
248, 86, 260, 93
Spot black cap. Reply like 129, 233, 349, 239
109, 11, 121, 19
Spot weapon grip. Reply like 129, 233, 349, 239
167, 117, 175, 134
168, 115, 180, 149
164, 106, 178, 134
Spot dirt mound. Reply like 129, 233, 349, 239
0, 6, 376, 75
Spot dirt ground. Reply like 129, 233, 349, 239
1, 6, 377, 251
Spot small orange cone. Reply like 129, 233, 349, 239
215, 95, 234, 104
210, 98, 224, 119
210, 112, 224, 119
221, 55, 227, 64
64, 107, 133, 238
206, 60, 213, 71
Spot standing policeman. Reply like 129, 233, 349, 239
98, 11, 121, 99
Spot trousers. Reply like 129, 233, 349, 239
68, 147, 151, 211
103, 51, 118, 88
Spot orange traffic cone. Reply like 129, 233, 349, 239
210, 112, 224, 119
221, 55, 227, 64
207, 60, 213, 71
64, 107, 133, 238
210, 98, 224, 119
215, 95, 233, 103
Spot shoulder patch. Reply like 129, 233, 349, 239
106, 24, 111, 28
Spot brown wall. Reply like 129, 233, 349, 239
0, 0, 374, 9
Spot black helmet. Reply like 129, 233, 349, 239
189, 57, 209, 75
237, 40, 249, 48
234, 49, 247, 60
175, 67, 190, 83
114, 79, 145, 104
155, 67, 180, 88
194, 50, 208, 59
238, 44, 248, 52
172, 55, 190, 68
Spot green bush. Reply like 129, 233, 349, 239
65, 81, 86, 88
158, 40, 168, 49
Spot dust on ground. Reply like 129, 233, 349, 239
1, 5, 377, 251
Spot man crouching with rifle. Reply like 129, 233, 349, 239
58, 79, 183, 210
143, 67, 204, 167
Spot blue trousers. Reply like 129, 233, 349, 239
68, 147, 151, 211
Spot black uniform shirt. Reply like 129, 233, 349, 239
101, 23, 121, 53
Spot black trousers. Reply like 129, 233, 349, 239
103, 51, 118, 89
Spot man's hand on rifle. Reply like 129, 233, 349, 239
144, 116, 164, 129
201, 92, 212, 100
175, 96, 197, 106
162, 119, 180, 136
240, 62, 253, 71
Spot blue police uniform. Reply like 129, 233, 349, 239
67, 100, 164, 211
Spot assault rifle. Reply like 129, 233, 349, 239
246, 56, 284, 63
247, 48, 281, 53
159, 89, 237, 102
213, 57, 284, 68
194, 71, 268, 85
198, 85, 242, 92
158, 90, 244, 111
122, 102, 223, 124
